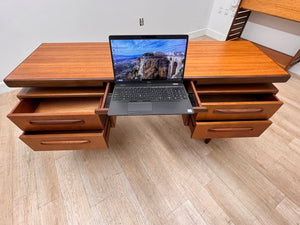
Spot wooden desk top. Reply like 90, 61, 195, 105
4, 41, 290, 87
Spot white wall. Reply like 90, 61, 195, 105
207, 0, 240, 40
241, 12, 300, 75
207, 2, 300, 75
0, 0, 213, 93
242, 12, 300, 57
2, 0, 299, 94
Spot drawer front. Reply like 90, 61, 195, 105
9, 113, 104, 131
190, 119, 272, 139
196, 100, 282, 121
7, 99, 105, 131
20, 131, 109, 151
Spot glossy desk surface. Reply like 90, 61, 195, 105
4, 41, 290, 87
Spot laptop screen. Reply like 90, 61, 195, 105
109, 35, 188, 83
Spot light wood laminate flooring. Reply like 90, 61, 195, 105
1, 36, 300, 225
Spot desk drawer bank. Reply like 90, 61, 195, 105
4, 41, 290, 150
8, 84, 116, 151
184, 82, 284, 143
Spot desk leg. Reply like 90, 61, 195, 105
204, 138, 211, 144
182, 115, 190, 126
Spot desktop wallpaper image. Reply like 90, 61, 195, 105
111, 39, 187, 81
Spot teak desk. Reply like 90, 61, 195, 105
4, 41, 290, 150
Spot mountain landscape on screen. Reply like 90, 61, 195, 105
114, 51, 185, 81
111, 39, 187, 81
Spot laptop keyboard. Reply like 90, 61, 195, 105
113, 87, 188, 102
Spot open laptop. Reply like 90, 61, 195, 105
108, 35, 194, 116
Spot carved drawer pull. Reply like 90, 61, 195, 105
208, 127, 254, 132
40, 140, 90, 145
30, 120, 85, 125
214, 108, 263, 114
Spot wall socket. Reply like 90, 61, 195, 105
139, 18, 144, 26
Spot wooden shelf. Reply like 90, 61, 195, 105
17, 87, 106, 99
34, 98, 101, 114
227, 0, 299, 70
240, 0, 300, 22
195, 83, 278, 95
252, 42, 292, 68
236, 38, 292, 68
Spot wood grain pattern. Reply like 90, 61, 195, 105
189, 81, 208, 113
55, 153, 103, 224
206, 177, 259, 225
1, 72, 300, 224
251, 41, 293, 68
184, 41, 289, 82
4, 43, 112, 87
286, 49, 300, 69
240, 0, 300, 22
17, 87, 106, 99
203, 141, 288, 224
276, 198, 300, 224
20, 130, 108, 151
34, 98, 99, 113
1, 36, 299, 225
190, 120, 272, 139
195, 94, 283, 121
225, 7, 251, 41
32, 151, 69, 224
4, 41, 289, 87
196, 83, 279, 95
8, 98, 105, 131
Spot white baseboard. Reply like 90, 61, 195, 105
289, 63, 300, 76
0, 81, 15, 94
187, 29, 207, 39
188, 28, 226, 41
205, 28, 226, 41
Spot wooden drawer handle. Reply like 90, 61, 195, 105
40, 140, 90, 145
30, 120, 85, 125
214, 109, 263, 114
208, 127, 254, 132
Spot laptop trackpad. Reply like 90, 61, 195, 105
128, 102, 152, 112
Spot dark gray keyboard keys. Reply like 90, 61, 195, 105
113, 87, 187, 102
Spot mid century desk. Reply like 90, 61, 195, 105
4, 41, 290, 150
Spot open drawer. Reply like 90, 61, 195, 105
8, 84, 113, 131
20, 118, 111, 151
189, 118, 272, 139
8, 97, 105, 131
189, 81, 283, 121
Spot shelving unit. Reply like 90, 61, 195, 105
226, 0, 300, 70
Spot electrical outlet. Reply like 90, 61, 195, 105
225, 9, 229, 15
139, 18, 144, 26
218, 7, 223, 15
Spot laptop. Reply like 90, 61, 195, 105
108, 35, 194, 116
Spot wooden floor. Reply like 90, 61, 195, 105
1, 36, 300, 225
